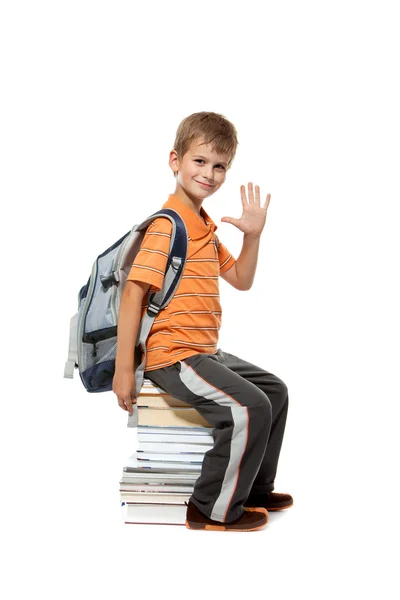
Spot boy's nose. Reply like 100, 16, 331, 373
205, 167, 214, 181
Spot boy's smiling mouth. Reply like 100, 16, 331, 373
195, 180, 213, 188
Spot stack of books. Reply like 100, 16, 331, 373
121, 379, 213, 525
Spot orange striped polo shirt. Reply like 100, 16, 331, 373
127, 194, 236, 371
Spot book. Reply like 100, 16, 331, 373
137, 426, 213, 436
120, 492, 191, 504
120, 479, 196, 488
123, 502, 187, 525
137, 442, 212, 453
137, 432, 214, 444
123, 466, 200, 476
124, 456, 202, 471
137, 395, 191, 409
139, 380, 166, 395
138, 407, 211, 428
136, 452, 204, 463
119, 483, 194, 493
120, 471, 198, 482
121, 480, 196, 488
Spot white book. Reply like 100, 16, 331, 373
121, 471, 198, 483
137, 442, 212, 453
137, 432, 214, 444
140, 380, 164, 393
123, 502, 187, 525
124, 456, 202, 471
120, 479, 196, 487
136, 452, 204, 463
136, 451, 205, 463
119, 484, 194, 493
142, 379, 169, 388
120, 492, 191, 504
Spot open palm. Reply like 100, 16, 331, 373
221, 183, 271, 236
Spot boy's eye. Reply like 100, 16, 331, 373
194, 159, 225, 170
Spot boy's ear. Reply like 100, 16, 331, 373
169, 149, 180, 175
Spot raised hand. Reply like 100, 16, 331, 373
221, 182, 271, 237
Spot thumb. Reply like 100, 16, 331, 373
221, 216, 239, 227
129, 393, 137, 416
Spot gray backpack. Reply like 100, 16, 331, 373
64, 209, 188, 403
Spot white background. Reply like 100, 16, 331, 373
1, 1, 399, 598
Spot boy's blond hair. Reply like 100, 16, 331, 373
173, 111, 239, 170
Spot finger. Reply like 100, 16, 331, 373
248, 182, 254, 203
263, 193, 271, 210
254, 185, 260, 205
118, 398, 128, 411
221, 216, 239, 227
240, 184, 247, 209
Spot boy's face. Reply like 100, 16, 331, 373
169, 137, 230, 201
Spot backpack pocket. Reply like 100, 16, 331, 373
81, 336, 117, 371
80, 327, 118, 392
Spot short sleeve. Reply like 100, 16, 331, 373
216, 234, 236, 274
127, 218, 173, 291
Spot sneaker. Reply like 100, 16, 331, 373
245, 492, 293, 511
185, 501, 268, 532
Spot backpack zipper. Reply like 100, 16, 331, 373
110, 229, 137, 323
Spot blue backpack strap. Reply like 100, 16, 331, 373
127, 209, 188, 427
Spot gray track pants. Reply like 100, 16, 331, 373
144, 348, 289, 523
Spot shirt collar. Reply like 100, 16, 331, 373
162, 194, 218, 240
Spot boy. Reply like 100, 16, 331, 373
113, 111, 292, 532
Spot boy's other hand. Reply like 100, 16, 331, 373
113, 370, 136, 416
